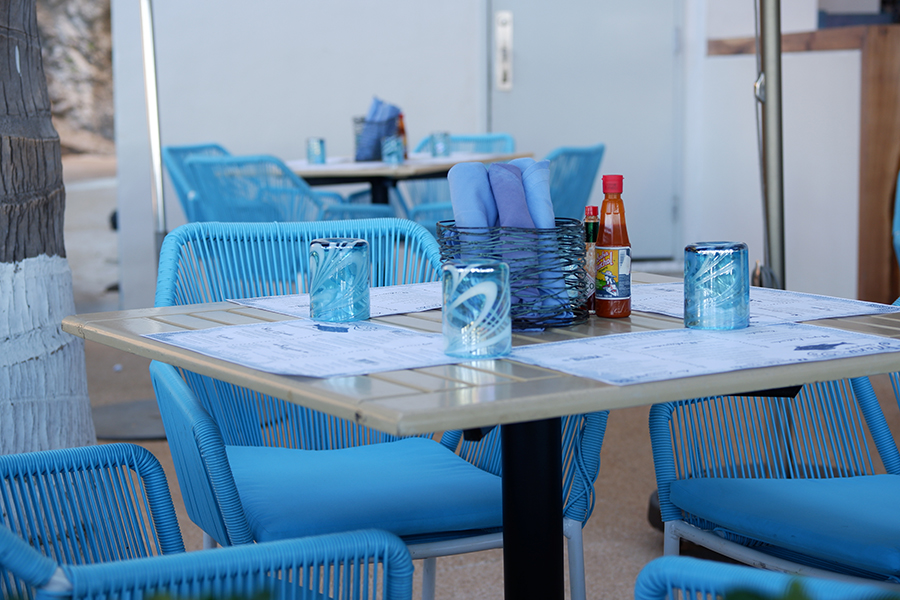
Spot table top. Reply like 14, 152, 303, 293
286, 151, 533, 181
61, 273, 900, 436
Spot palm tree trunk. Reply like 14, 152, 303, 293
1, 0, 96, 452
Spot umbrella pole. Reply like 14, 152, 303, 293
760, 0, 785, 289
140, 0, 166, 259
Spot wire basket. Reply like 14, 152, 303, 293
436, 218, 590, 329
353, 116, 398, 162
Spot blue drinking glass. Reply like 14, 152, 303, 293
309, 238, 370, 322
684, 241, 749, 330
442, 262, 512, 358
431, 132, 452, 157
381, 135, 404, 165
306, 137, 326, 164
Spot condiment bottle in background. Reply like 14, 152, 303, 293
595, 174, 631, 318
397, 113, 408, 159
583, 205, 599, 313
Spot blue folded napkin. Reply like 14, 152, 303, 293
448, 162, 498, 228
510, 158, 554, 228
510, 157, 567, 315
489, 163, 535, 228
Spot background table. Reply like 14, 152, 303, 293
286, 151, 531, 205
61, 273, 900, 599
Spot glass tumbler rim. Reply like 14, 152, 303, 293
685, 241, 748, 254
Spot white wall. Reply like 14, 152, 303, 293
684, 0, 862, 298
113, 0, 489, 308
707, 0, 818, 38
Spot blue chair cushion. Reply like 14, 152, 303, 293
669, 474, 900, 577
226, 437, 502, 542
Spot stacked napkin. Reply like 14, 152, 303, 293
355, 96, 401, 161
447, 158, 554, 228
448, 158, 568, 317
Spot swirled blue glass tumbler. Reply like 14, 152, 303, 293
442, 262, 512, 358
684, 242, 750, 329
309, 238, 370, 322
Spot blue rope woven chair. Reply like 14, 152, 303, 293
151, 219, 608, 600
162, 143, 231, 222
0, 442, 184, 599
649, 376, 900, 585
185, 154, 393, 223
545, 143, 606, 220
0, 443, 414, 600
360, 133, 516, 236
634, 556, 896, 600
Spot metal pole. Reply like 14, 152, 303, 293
139, 0, 166, 258
760, 0, 785, 288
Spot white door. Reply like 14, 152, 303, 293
489, 0, 681, 260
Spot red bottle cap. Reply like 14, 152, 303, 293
584, 205, 598, 216
602, 174, 624, 194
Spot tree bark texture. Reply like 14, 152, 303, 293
1, 0, 66, 262
1, 0, 95, 453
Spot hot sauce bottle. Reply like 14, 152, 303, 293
583, 205, 599, 313
594, 175, 631, 318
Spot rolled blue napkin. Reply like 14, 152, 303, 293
509, 157, 568, 315
489, 163, 534, 228
448, 162, 498, 228
510, 158, 554, 228
488, 163, 538, 313
367, 96, 401, 122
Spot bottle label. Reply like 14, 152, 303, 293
584, 242, 597, 300
596, 246, 631, 300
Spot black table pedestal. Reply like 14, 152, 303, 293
501, 418, 564, 600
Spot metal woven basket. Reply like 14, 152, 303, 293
353, 116, 398, 162
436, 218, 590, 329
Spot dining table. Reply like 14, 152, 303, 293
286, 151, 532, 205
60, 272, 900, 600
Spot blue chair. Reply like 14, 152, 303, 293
151, 219, 608, 600
0, 443, 414, 600
185, 154, 394, 223
162, 143, 230, 222
357, 133, 517, 236
634, 556, 896, 600
649, 376, 900, 584
546, 143, 606, 220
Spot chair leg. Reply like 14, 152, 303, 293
421, 556, 437, 600
563, 517, 586, 600
202, 532, 218, 550
663, 521, 680, 556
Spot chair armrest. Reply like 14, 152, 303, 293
60, 530, 414, 600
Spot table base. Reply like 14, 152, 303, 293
502, 418, 564, 600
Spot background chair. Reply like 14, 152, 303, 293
351, 133, 517, 236
151, 219, 608, 600
185, 154, 394, 223
162, 143, 231, 222
0, 443, 413, 600
650, 376, 900, 585
634, 556, 896, 600
545, 143, 605, 220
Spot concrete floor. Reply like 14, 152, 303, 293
60, 153, 900, 599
